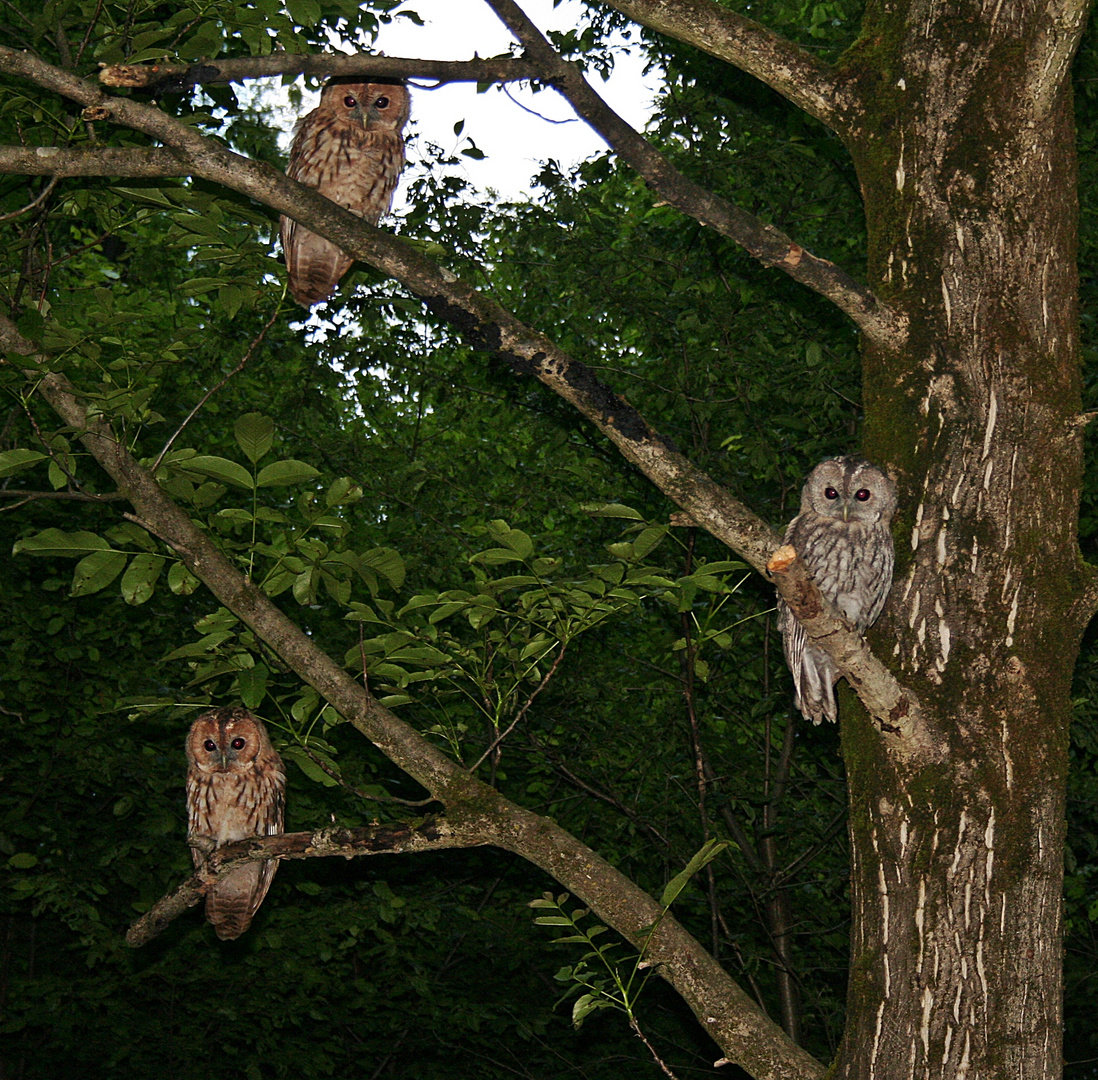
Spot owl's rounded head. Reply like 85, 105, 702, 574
799, 456, 897, 524
186, 706, 272, 773
321, 79, 411, 132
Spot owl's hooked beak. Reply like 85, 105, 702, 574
842, 502, 850, 522
211, 748, 230, 769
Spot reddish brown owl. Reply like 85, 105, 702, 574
279, 79, 411, 308
185, 707, 285, 940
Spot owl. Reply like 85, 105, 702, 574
279, 78, 410, 308
185, 707, 286, 940
777, 456, 897, 724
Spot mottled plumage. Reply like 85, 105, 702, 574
185, 707, 285, 940
280, 79, 410, 308
777, 456, 897, 724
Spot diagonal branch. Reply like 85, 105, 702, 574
597, 0, 853, 128
126, 817, 482, 947
0, 45, 783, 573
0, 312, 821, 1080
482, 0, 905, 349
0, 47, 921, 737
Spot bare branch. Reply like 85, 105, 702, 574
0, 311, 822, 1080
126, 817, 481, 947
598, 0, 853, 130
0, 488, 126, 501
0, 176, 57, 221
1026, 0, 1090, 121
482, 0, 906, 349
0, 145, 188, 177
0, 47, 783, 573
97, 53, 541, 91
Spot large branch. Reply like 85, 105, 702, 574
482, 0, 905, 350
0, 312, 821, 1080
126, 818, 480, 947
3, 35, 905, 348
97, 54, 540, 92
0, 45, 785, 572
0, 46, 923, 738
597, 0, 853, 130
0, 144, 187, 177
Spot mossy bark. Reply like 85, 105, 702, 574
832, 1, 1095, 1077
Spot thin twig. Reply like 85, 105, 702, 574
0, 176, 58, 223
629, 1017, 682, 1079
500, 82, 578, 123
300, 745, 436, 808
469, 643, 566, 772
152, 296, 283, 474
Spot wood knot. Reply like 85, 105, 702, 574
767, 544, 797, 574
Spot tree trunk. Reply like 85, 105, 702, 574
836, 1, 1095, 1076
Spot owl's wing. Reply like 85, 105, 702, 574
778, 596, 839, 724
280, 213, 353, 308
246, 772, 286, 926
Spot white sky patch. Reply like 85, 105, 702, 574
375, 0, 659, 202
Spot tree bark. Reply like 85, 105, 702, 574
831, 1, 1096, 1077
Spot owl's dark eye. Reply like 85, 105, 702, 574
855, 488, 872, 501
374, 95, 390, 109
343, 95, 358, 108
231, 737, 246, 750
824, 486, 840, 500
203, 739, 217, 752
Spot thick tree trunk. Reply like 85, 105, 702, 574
836, 1, 1095, 1077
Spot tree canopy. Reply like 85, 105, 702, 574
1, 1, 1097, 1078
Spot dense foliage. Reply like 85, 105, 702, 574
0, 0, 1096, 1077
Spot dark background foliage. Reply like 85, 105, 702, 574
0, 0, 1095, 1077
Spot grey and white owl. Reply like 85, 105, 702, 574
186, 707, 285, 939
777, 456, 897, 724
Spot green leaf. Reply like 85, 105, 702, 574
13, 528, 109, 558
71, 550, 128, 596
235, 413, 275, 464
8, 853, 38, 869
286, 0, 321, 26
256, 459, 321, 487
580, 502, 644, 520
659, 839, 731, 909
472, 548, 526, 565
237, 663, 269, 709
630, 526, 668, 560
182, 455, 254, 489
0, 448, 47, 477
168, 561, 201, 595
281, 746, 340, 787
361, 547, 406, 590
488, 521, 534, 557
571, 993, 608, 1028
120, 554, 165, 605
326, 476, 363, 506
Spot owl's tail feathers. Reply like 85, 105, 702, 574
206, 860, 278, 940
793, 644, 839, 725
280, 217, 352, 309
